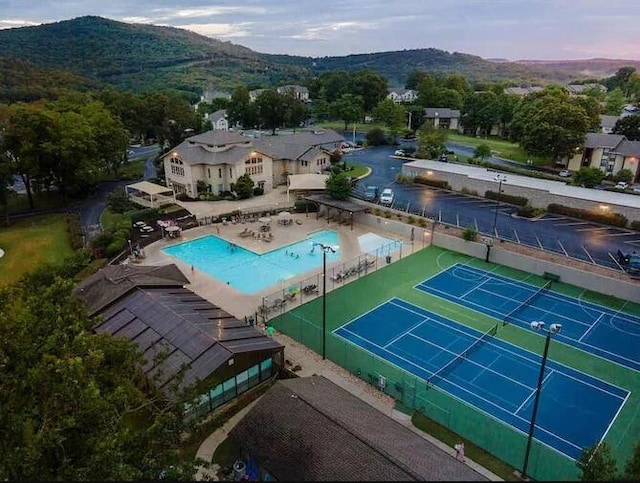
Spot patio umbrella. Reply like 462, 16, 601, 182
258, 216, 271, 224
278, 211, 291, 218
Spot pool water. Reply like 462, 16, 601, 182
163, 229, 343, 294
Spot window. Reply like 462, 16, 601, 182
245, 165, 263, 175
218, 168, 222, 178
301, 160, 308, 167
229, 168, 233, 178
208, 168, 211, 178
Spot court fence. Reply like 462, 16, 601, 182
258, 238, 405, 322
269, 310, 580, 481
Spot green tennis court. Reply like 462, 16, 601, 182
270, 246, 640, 481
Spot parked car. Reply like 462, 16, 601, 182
559, 169, 572, 177
363, 185, 379, 202
438, 154, 449, 162
615, 181, 629, 190
379, 188, 394, 206
394, 149, 405, 156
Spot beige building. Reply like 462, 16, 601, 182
162, 129, 345, 197
567, 133, 640, 180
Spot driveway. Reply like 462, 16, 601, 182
345, 145, 640, 271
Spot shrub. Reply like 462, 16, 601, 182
407, 215, 416, 224
462, 226, 478, 241
395, 173, 414, 184
294, 199, 318, 213
485, 190, 528, 206
65, 214, 84, 250
130, 208, 161, 223
365, 128, 388, 146
383, 211, 392, 218
106, 238, 127, 258
460, 187, 479, 196
253, 187, 264, 196
631, 220, 640, 231
516, 205, 545, 218
418, 218, 428, 227
414, 176, 450, 189
548, 203, 628, 227
176, 193, 195, 201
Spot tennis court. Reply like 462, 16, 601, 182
334, 297, 629, 460
415, 264, 640, 372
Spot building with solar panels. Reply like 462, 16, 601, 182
73, 263, 284, 420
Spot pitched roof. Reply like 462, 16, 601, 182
614, 139, 640, 157
207, 109, 227, 123
584, 133, 625, 149
73, 264, 190, 315
229, 376, 487, 481
74, 266, 283, 393
424, 108, 461, 119
185, 130, 248, 146
600, 114, 620, 129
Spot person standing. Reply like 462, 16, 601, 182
454, 442, 465, 462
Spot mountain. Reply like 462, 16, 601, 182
514, 58, 640, 80
0, 16, 637, 100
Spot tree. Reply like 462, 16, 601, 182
510, 87, 591, 163
0, 271, 199, 480
474, 143, 492, 161
330, 94, 364, 130
461, 92, 500, 137
605, 88, 626, 116
614, 168, 634, 183
325, 172, 351, 200
232, 173, 255, 199
282, 92, 308, 131
228, 85, 258, 129
573, 166, 605, 188
255, 89, 286, 134
372, 99, 406, 141
577, 442, 618, 481
612, 115, 640, 140
622, 441, 640, 480
349, 70, 389, 115
416, 124, 447, 159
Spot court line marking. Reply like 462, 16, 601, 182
514, 370, 555, 415
337, 325, 584, 454
579, 313, 605, 342
336, 298, 629, 457
460, 275, 493, 299
418, 281, 640, 372
387, 298, 627, 399
442, 264, 640, 328
384, 318, 430, 349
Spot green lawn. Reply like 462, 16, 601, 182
446, 133, 551, 165
0, 214, 75, 286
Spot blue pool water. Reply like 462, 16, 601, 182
163, 229, 343, 294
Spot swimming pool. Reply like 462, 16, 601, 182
163, 229, 344, 294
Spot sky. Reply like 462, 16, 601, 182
1, 0, 640, 60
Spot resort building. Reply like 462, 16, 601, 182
73, 264, 283, 420
162, 129, 345, 198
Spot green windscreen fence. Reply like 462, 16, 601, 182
272, 310, 579, 481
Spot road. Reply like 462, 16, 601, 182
345, 144, 640, 271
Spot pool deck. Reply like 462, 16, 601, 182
138, 206, 412, 320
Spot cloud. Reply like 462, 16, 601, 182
176, 22, 254, 38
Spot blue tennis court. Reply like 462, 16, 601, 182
415, 264, 640, 372
334, 298, 629, 460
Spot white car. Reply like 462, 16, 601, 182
558, 169, 571, 177
615, 181, 629, 190
394, 149, 405, 156
379, 188, 394, 206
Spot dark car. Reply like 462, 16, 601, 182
364, 185, 379, 201
439, 154, 449, 162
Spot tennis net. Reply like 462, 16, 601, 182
502, 280, 552, 326
426, 323, 499, 389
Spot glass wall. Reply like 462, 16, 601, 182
184, 356, 275, 420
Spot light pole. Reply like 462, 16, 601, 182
492, 174, 507, 235
313, 242, 336, 359
521, 321, 562, 480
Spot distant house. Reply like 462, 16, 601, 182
566, 83, 607, 96
206, 109, 229, 131
567, 133, 640, 180
73, 264, 283, 421
503, 86, 543, 96
249, 89, 266, 102
424, 108, 461, 131
276, 84, 310, 102
600, 114, 620, 134
228, 375, 487, 481
162, 128, 345, 197
387, 88, 419, 104
195, 88, 232, 111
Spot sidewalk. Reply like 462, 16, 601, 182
194, 331, 503, 481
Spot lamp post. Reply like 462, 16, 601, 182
313, 242, 336, 360
521, 321, 562, 480
492, 174, 507, 235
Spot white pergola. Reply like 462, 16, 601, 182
287, 173, 330, 201
125, 181, 176, 208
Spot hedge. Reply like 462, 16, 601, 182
414, 176, 450, 189
485, 190, 528, 206
294, 199, 319, 213
631, 220, 640, 231
547, 203, 628, 228
130, 208, 161, 223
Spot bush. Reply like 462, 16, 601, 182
516, 205, 545, 218
65, 214, 85, 250
407, 215, 416, 225
365, 128, 388, 146
130, 208, 161, 223
462, 226, 478, 241
631, 220, 640, 231
395, 173, 414, 184
253, 187, 264, 196
460, 187, 479, 196
414, 176, 450, 189
176, 193, 196, 201
548, 203, 628, 227
106, 238, 127, 258
294, 199, 318, 213
485, 190, 528, 206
